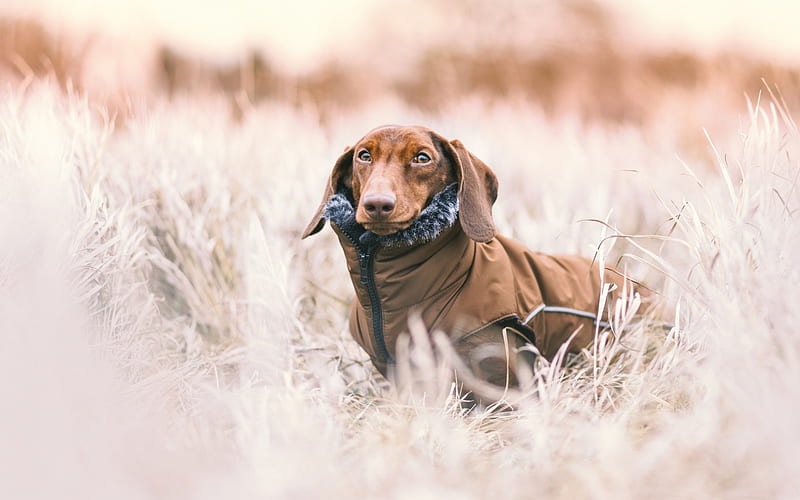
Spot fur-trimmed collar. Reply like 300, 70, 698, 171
324, 183, 459, 248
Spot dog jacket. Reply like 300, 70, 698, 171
323, 184, 646, 376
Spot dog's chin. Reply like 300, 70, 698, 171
360, 219, 415, 235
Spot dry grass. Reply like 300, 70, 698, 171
1, 2, 799, 497
0, 80, 798, 499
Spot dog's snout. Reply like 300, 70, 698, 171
362, 193, 397, 219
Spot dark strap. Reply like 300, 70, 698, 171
492, 316, 537, 347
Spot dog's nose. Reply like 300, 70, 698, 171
362, 193, 396, 219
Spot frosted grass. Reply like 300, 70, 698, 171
0, 83, 798, 499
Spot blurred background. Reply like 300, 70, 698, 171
2, 0, 799, 137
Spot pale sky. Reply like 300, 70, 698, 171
3, 0, 799, 65
2, 0, 798, 94
608, 0, 800, 65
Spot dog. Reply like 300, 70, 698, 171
302, 125, 650, 394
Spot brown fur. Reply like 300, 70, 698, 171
351, 127, 456, 234
302, 125, 498, 242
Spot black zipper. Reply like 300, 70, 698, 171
358, 247, 392, 364
338, 226, 393, 365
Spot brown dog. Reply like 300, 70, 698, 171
303, 125, 649, 394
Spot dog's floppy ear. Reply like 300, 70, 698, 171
301, 147, 354, 239
443, 139, 498, 242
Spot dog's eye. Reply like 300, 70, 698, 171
357, 150, 372, 163
413, 152, 431, 164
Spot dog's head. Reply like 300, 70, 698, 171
302, 125, 498, 242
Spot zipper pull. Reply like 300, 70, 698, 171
357, 231, 376, 285
359, 253, 369, 285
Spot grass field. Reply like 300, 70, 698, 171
1, 80, 798, 499
1, 1, 800, 497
